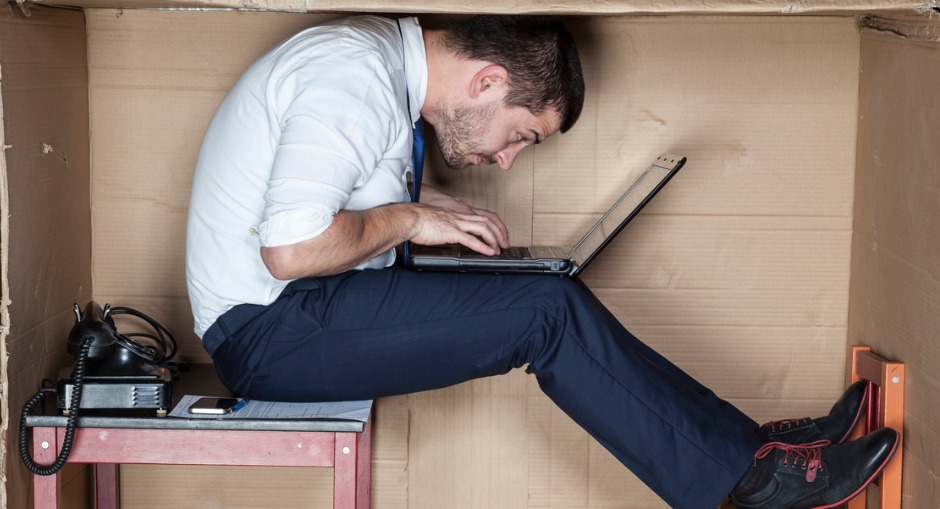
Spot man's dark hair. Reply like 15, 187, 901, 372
439, 15, 585, 133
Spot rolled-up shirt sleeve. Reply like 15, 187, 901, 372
255, 47, 398, 248
256, 116, 364, 247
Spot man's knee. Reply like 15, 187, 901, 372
520, 276, 595, 316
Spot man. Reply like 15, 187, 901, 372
186, 15, 898, 509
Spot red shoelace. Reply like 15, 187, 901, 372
754, 439, 831, 482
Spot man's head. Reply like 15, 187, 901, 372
423, 15, 585, 170
438, 15, 585, 135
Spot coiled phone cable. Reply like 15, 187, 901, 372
19, 336, 95, 475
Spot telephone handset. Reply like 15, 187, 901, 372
20, 302, 177, 475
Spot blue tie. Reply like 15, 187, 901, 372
411, 118, 425, 202
403, 117, 424, 264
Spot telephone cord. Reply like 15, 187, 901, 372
19, 335, 94, 476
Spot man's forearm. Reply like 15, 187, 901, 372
261, 204, 415, 280
261, 198, 507, 280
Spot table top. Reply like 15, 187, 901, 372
24, 364, 370, 433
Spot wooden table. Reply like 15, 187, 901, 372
24, 365, 372, 509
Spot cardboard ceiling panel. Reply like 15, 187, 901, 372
22, 0, 940, 14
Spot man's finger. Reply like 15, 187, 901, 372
458, 218, 500, 252
472, 208, 510, 247
455, 231, 499, 256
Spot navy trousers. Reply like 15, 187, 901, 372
202, 267, 761, 508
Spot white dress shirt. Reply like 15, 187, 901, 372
186, 16, 427, 338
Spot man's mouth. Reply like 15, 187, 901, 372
473, 154, 496, 166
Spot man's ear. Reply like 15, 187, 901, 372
468, 64, 508, 99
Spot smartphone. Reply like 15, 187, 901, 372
188, 397, 240, 415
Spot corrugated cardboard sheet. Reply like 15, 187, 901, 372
0, 5, 93, 509
25, 0, 940, 14
84, 11, 861, 508
850, 18, 940, 504
3, 3, 938, 508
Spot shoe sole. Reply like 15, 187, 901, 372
835, 382, 871, 444
811, 430, 900, 509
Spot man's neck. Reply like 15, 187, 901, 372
419, 29, 446, 125
420, 29, 482, 127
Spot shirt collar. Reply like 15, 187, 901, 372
398, 17, 427, 127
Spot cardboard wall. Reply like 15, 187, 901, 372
6, 5, 936, 509
850, 19, 940, 505
0, 5, 93, 509
83, 11, 862, 508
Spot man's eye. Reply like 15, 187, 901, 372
516, 135, 528, 144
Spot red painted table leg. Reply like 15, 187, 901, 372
357, 417, 372, 509
32, 427, 60, 509
334, 431, 358, 509
96, 463, 120, 509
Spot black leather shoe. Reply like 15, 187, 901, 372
730, 427, 899, 509
757, 381, 868, 445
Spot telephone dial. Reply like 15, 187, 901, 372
20, 301, 177, 475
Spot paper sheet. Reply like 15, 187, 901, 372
169, 394, 372, 421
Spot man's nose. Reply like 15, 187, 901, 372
496, 144, 526, 170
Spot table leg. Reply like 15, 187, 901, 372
334, 431, 358, 509
96, 463, 121, 509
32, 427, 59, 509
357, 418, 372, 509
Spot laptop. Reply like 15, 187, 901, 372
406, 153, 686, 277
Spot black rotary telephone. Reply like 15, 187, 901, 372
20, 302, 177, 475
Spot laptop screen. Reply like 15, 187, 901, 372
568, 155, 685, 272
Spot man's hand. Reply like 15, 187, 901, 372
410, 203, 505, 256
419, 185, 510, 251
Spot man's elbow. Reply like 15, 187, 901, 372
260, 245, 299, 280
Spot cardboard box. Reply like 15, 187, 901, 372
1, 2, 938, 508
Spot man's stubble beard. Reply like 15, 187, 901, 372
433, 101, 498, 169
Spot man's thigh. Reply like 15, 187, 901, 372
315, 267, 569, 328
241, 268, 573, 400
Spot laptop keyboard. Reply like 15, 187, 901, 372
459, 246, 532, 259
